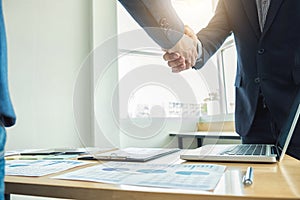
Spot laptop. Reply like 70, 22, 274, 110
180, 100, 300, 163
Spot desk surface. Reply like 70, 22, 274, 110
5, 152, 300, 200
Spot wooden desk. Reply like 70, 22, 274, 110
169, 131, 241, 148
5, 152, 300, 200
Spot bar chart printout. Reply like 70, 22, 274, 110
54, 162, 226, 191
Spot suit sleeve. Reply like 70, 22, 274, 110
118, 0, 184, 49
194, 0, 232, 70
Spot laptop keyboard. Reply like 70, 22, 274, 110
221, 144, 267, 156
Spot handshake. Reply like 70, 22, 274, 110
163, 26, 199, 73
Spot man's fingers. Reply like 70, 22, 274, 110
184, 25, 197, 40
163, 49, 196, 73
163, 52, 180, 61
185, 60, 193, 69
167, 57, 185, 68
172, 64, 186, 73
185, 49, 197, 67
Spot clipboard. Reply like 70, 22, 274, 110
78, 147, 180, 162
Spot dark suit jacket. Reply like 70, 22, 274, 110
194, 0, 300, 139
118, 0, 184, 49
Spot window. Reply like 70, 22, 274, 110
218, 38, 237, 114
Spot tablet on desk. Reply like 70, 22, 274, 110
78, 147, 180, 162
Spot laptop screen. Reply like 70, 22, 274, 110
276, 91, 300, 161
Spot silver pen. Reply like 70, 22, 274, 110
243, 166, 254, 185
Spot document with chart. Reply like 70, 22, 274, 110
54, 162, 226, 191
5, 160, 90, 176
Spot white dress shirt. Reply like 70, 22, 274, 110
256, 0, 271, 32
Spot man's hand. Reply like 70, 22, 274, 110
163, 26, 198, 73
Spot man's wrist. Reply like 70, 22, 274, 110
196, 40, 203, 62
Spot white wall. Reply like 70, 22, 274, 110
2, 1, 120, 199
4, 0, 93, 150
92, 0, 120, 148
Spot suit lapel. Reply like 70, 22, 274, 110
241, 0, 261, 39
262, 0, 284, 36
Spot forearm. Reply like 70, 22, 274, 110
118, 0, 184, 49
194, 0, 232, 69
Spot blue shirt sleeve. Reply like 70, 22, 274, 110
0, 0, 16, 127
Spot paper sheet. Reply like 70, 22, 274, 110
54, 162, 226, 191
5, 160, 90, 176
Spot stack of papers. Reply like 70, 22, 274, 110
5, 154, 79, 160
5, 160, 90, 176
18, 147, 109, 156
54, 162, 226, 191
5, 147, 113, 160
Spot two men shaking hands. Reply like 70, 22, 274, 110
119, 0, 300, 160
118, 0, 200, 73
